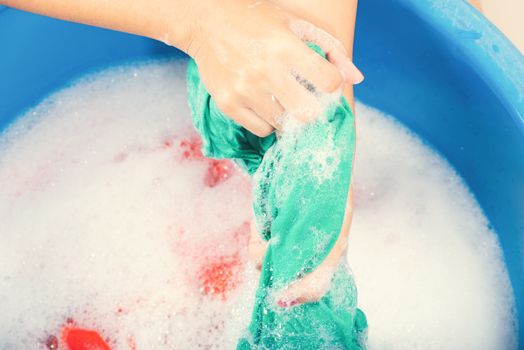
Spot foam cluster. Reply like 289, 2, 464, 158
0, 58, 516, 349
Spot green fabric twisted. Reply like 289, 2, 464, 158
186, 42, 368, 349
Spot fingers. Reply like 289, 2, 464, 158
274, 259, 338, 308
327, 48, 365, 85
210, 19, 362, 130
289, 19, 364, 85
245, 89, 286, 130
217, 102, 275, 137
236, 107, 275, 137
270, 72, 321, 123
264, 21, 362, 124
277, 299, 299, 307
275, 285, 324, 307
290, 41, 344, 94
274, 276, 330, 308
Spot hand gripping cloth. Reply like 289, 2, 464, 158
186, 42, 368, 349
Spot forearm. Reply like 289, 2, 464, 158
0, 0, 200, 55
324, 186, 354, 265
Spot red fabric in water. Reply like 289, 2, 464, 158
62, 327, 111, 350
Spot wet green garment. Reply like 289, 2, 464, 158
186, 43, 368, 349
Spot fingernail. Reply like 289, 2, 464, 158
278, 299, 299, 308
353, 69, 365, 84
349, 62, 365, 84
277, 300, 288, 307
342, 66, 364, 85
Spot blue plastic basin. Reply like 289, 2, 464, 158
0, 0, 522, 345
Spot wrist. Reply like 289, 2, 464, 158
152, 0, 208, 57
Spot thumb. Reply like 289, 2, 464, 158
289, 19, 364, 85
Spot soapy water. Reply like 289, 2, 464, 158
0, 58, 517, 349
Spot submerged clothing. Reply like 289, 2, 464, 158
186, 43, 368, 349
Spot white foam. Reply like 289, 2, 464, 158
349, 104, 517, 350
0, 58, 516, 349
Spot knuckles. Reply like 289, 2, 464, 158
251, 124, 275, 138
324, 68, 344, 93
214, 90, 240, 116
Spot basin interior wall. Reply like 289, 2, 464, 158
0, 0, 522, 344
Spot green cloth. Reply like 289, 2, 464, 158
186, 42, 368, 349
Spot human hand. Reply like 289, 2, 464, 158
177, 0, 364, 136
273, 258, 339, 307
